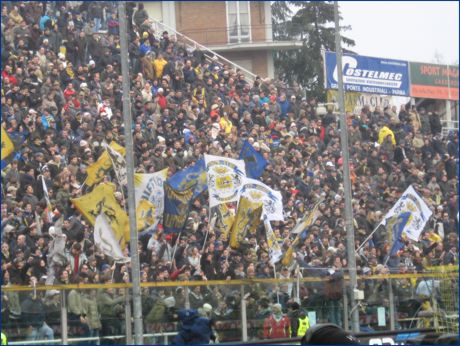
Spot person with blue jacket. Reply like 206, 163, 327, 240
172, 309, 216, 345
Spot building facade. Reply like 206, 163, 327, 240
142, 1, 301, 79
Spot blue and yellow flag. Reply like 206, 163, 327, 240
168, 159, 207, 198
388, 211, 411, 257
71, 182, 129, 249
1, 127, 14, 163
229, 196, 263, 249
163, 182, 194, 234
239, 140, 268, 179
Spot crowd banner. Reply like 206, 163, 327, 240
135, 199, 157, 232
240, 178, 284, 221
1, 127, 14, 161
94, 213, 130, 263
325, 51, 410, 96
229, 196, 263, 249
378, 185, 432, 242
326, 90, 411, 114
105, 143, 128, 186
409, 62, 459, 100
291, 199, 323, 234
264, 217, 283, 265
205, 154, 246, 208
71, 182, 129, 247
85, 141, 126, 187
134, 168, 168, 217
239, 140, 268, 179
163, 182, 194, 234
167, 159, 207, 198
212, 203, 236, 240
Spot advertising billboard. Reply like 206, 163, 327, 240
409, 62, 459, 100
325, 51, 410, 96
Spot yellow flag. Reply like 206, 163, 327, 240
213, 203, 236, 240
136, 199, 156, 231
71, 182, 129, 248
86, 142, 126, 186
282, 199, 323, 265
1, 127, 14, 160
229, 196, 263, 249
327, 90, 361, 113
281, 237, 300, 267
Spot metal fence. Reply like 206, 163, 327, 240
2, 266, 457, 344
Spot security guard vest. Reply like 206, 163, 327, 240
1, 332, 7, 345
297, 316, 310, 336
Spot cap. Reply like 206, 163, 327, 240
101, 264, 111, 271
326, 161, 334, 167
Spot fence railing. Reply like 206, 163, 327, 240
148, 18, 258, 83
2, 267, 458, 344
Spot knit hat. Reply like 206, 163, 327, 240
164, 296, 176, 308
301, 324, 360, 345
202, 303, 213, 313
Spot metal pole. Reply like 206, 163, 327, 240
118, 2, 143, 344
125, 288, 133, 344
296, 264, 301, 304
240, 285, 248, 342
184, 287, 190, 309
60, 290, 68, 345
343, 284, 349, 331
333, 1, 360, 333
388, 279, 396, 330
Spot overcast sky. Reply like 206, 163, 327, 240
339, 1, 459, 65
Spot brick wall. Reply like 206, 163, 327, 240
175, 2, 227, 45
175, 1, 268, 45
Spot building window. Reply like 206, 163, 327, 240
227, 1, 251, 43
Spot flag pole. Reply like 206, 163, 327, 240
334, 1, 359, 332
118, 2, 143, 344
355, 223, 382, 254
170, 231, 182, 270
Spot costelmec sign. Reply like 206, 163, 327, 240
325, 52, 410, 96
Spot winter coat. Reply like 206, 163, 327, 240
97, 290, 125, 318
82, 292, 102, 330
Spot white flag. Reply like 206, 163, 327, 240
134, 169, 168, 218
264, 217, 282, 265
105, 143, 128, 186
205, 154, 246, 208
240, 178, 284, 221
41, 175, 54, 221
94, 213, 130, 262
380, 185, 432, 241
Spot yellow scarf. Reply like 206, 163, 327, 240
66, 67, 75, 79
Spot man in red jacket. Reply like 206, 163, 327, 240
263, 303, 291, 339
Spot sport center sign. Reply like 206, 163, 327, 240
409, 62, 459, 100
325, 51, 410, 96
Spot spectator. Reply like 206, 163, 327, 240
0, 3, 458, 340
263, 303, 291, 339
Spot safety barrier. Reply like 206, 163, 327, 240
2, 267, 457, 344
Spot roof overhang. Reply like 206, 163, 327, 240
207, 40, 303, 53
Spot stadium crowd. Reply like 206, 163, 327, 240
1, 1, 458, 342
